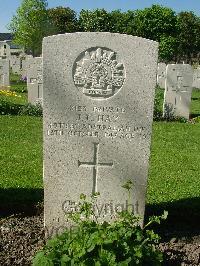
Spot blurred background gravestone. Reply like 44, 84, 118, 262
163, 64, 193, 119
27, 57, 43, 105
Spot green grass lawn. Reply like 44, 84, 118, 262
148, 122, 200, 205
0, 116, 42, 207
10, 72, 25, 85
10, 71, 27, 95
191, 88, 200, 116
0, 116, 42, 188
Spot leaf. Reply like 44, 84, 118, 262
61, 254, 71, 264
87, 243, 96, 252
118, 257, 132, 266
80, 193, 86, 200
33, 193, 164, 265
161, 210, 168, 220
32, 251, 54, 266
121, 180, 133, 191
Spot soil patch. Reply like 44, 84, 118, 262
0, 211, 200, 265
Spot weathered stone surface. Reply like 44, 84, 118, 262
0, 59, 10, 87
192, 67, 200, 89
43, 32, 158, 234
163, 64, 193, 119
157, 62, 166, 89
21, 55, 33, 79
27, 57, 43, 105
10, 55, 21, 74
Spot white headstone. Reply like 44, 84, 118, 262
157, 63, 166, 89
10, 55, 21, 75
27, 57, 43, 105
21, 55, 33, 80
163, 64, 193, 119
192, 67, 200, 89
43, 32, 158, 234
0, 59, 10, 88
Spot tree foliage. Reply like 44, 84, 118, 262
8, 2, 200, 63
8, 0, 50, 56
159, 36, 177, 62
109, 10, 136, 35
79, 9, 112, 32
176, 12, 200, 63
47, 6, 78, 34
133, 5, 177, 42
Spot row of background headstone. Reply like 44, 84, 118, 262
157, 63, 200, 90
157, 63, 196, 119
27, 57, 43, 106
0, 54, 33, 87
26, 60, 196, 121
0, 55, 43, 106
0, 54, 197, 120
0, 59, 9, 88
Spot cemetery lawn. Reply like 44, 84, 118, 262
10, 72, 24, 84
191, 88, 200, 116
0, 116, 43, 208
148, 121, 200, 206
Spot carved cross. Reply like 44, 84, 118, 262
172, 75, 190, 107
78, 143, 113, 194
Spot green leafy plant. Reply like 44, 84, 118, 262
0, 91, 23, 115
0, 92, 42, 116
10, 85, 28, 93
19, 103, 43, 117
164, 115, 188, 123
190, 116, 200, 124
33, 182, 167, 265
0, 99, 22, 115
163, 105, 188, 123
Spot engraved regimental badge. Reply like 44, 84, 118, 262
73, 47, 125, 99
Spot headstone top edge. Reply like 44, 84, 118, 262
166, 64, 193, 72
167, 63, 192, 67
42, 32, 158, 46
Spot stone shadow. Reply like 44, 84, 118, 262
0, 188, 43, 217
190, 113, 200, 118
1, 189, 200, 238
145, 197, 200, 237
